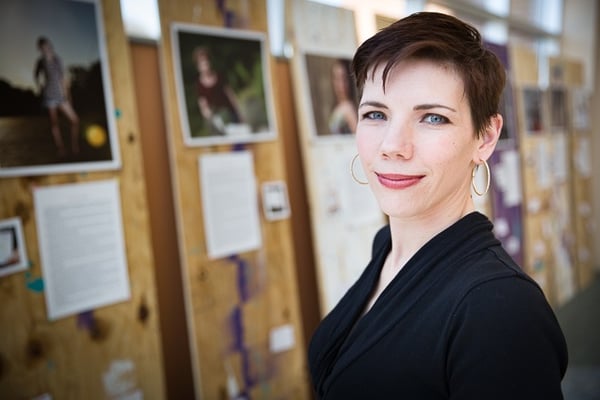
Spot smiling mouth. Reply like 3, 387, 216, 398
375, 173, 424, 189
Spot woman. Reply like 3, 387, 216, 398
308, 12, 567, 399
192, 46, 244, 136
34, 36, 80, 156
328, 58, 357, 134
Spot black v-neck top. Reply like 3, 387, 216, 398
308, 212, 568, 399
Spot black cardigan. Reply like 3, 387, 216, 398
308, 212, 568, 399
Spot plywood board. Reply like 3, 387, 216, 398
289, 1, 386, 316
570, 132, 596, 290
509, 44, 538, 85
156, 1, 310, 398
0, 0, 165, 398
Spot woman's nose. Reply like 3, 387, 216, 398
379, 122, 414, 160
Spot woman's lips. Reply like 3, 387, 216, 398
375, 173, 423, 189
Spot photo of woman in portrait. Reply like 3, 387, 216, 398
328, 58, 357, 135
192, 46, 245, 136
305, 54, 358, 138
172, 24, 275, 146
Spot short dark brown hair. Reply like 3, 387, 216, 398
351, 12, 506, 138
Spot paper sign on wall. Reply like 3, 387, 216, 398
33, 179, 131, 320
199, 151, 262, 259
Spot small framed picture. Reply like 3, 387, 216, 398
0, 0, 120, 177
570, 88, 591, 130
0, 217, 28, 277
548, 87, 568, 133
519, 87, 546, 135
261, 180, 291, 221
497, 82, 518, 146
171, 23, 277, 147
484, 42, 517, 147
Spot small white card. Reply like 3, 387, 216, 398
261, 180, 291, 221
269, 324, 295, 353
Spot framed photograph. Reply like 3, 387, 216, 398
0, 0, 120, 177
0, 217, 28, 277
171, 23, 277, 147
519, 87, 545, 135
570, 88, 591, 131
300, 51, 358, 140
548, 87, 568, 133
497, 82, 518, 146
484, 41, 517, 148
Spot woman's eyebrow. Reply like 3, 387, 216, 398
413, 103, 457, 112
358, 100, 388, 109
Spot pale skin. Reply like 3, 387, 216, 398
356, 59, 503, 314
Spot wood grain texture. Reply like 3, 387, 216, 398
0, 1, 166, 398
156, 1, 311, 398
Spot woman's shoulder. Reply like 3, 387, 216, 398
447, 248, 558, 330
371, 224, 391, 256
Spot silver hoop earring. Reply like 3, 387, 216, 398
471, 160, 491, 196
350, 154, 368, 185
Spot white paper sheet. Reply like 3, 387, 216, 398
499, 149, 523, 207
33, 179, 131, 320
199, 151, 262, 259
552, 134, 568, 182
576, 137, 592, 178
536, 140, 552, 189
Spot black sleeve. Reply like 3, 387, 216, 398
446, 276, 568, 400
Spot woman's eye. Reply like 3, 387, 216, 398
363, 111, 386, 120
423, 113, 448, 124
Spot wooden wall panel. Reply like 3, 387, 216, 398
131, 42, 195, 400
570, 132, 596, 289
288, 0, 386, 317
156, 1, 311, 398
272, 59, 321, 352
0, 1, 165, 399
510, 44, 539, 85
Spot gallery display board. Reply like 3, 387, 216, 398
511, 45, 558, 305
551, 58, 597, 291
289, 1, 386, 316
0, 0, 165, 398
569, 123, 596, 289
156, 1, 310, 399
485, 42, 524, 268
511, 46, 595, 307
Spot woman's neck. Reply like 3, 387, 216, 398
386, 201, 475, 270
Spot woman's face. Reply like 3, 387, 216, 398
195, 52, 211, 73
40, 42, 53, 58
331, 62, 349, 99
356, 59, 483, 220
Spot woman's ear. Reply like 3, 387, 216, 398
475, 113, 503, 162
